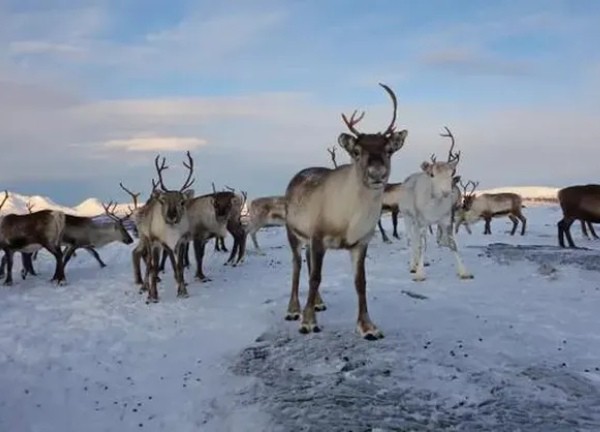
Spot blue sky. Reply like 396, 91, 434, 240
0, 0, 599, 205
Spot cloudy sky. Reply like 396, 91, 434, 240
1, 0, 599, 205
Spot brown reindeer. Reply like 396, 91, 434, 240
455, 181, 526, 235
245, 195, 287, 254
284, 83, 408, 339
557, 184, 600, 248
0, 190, 66, 285
134, 152, 195, 302
0, 197, 38, 279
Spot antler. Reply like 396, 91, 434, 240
154, 155, 169, 191
459, 180, 479, 196
327, 146, 338, 168
224, 185, 236, 192
211, 182, 217, 193
430, 153, 437, 163
440, 126, 459, 162
379, 83, 398, 136
180, 150, 195, 191
0, 190, 8, 212
119, 182, 140, 210
341, 110, 365, 136
26, 200, 35, 214
102, 200, 120, 221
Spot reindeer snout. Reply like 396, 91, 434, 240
367, 165, 387, 186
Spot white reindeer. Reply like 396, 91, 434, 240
398, 129, 472, 282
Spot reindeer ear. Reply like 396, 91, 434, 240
183, 189, 194, 200
420, 161, 433, 175
452, 175, 461, 185
338, 133, 360, 159
388, 129, 408, 152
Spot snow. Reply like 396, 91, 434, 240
1, 204, 600, 431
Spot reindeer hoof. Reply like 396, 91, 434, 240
459, 273, 474, 280
314, 303, 327, 312
357, 323, 384, 340
146, 298, 159, 304
195, 276, 211, 283
299, 323, 321, 334
177, 292, 189, 298
285, 312, 300, 321
363, 331, 384, 341
412, 274, 426, 282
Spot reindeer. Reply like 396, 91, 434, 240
186, 191, 236, 281
61, 201, 134, 269
134, 152, 195, 302
557, 184, 600, 248
245, 195, 287, 254
212, 183, 228, 253
0, 196, 38, 279
0, 191, 66, 285
455, 181, 527, 236
397, 127, 472, 282
284, 83, 407, 339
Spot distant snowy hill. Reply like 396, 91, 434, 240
0, 186, 561, 217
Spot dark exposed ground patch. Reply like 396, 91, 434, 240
478, 243, 600, 272
230, 327, 600, 432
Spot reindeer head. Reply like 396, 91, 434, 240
459, 180, 479, 210
102, 201, 135, 245
422, 126, 462, 197
337, 83, 408, 189
151, 151, 195, 225
212, 192, 234, 223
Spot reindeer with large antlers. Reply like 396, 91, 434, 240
61, 200, 134, 269
455, 181, 527, 236
134, 152, 195, 302
397, 126, 472, 281
0, 191, 67, 285
284, 83, 408, 339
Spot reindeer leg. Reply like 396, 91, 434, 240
235, 229, 247, 265
84, 246, 106, 268
589, 222, 599, 239
3, 250, 14, 286
378, 218, 391, 243
444, 224, 473, 279
21, 253, 35, 279
132, 243, 145, 287
0, 253, 6, 278
193, 239, 211, 282
351, 243, 383, 340
45, 244, 66, 285
563, 219, 577, 248
147, 247, 160, 303
392, 209, 400, 239
219, 236, 228, 252
285, 226, 302, 321
303, 245, 325, 312
509, 215, 518, 236
412, 226, 427, 282
251, 231, 266, 255
300, 238, 325, 334
170, 246, 188, 298
158, 249, 168, 273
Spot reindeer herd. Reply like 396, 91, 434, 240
0, 83, 598, 339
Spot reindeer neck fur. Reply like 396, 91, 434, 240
405, 172, 455, 225
287, 164, 384, 249
187, 196, 228, 238
145, 201, 190, 251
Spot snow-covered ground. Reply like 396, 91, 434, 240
1, 205, 600, 431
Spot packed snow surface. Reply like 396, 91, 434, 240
1, 205, 600, 431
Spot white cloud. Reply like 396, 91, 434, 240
9, 41, 85, 56
104, 136, 207, 152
